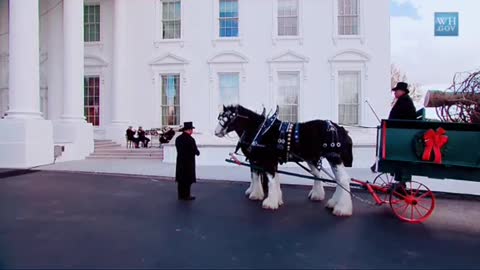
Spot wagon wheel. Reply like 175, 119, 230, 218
389, 181, 436, 224
372, 173, 395, 203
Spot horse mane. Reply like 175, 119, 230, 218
225, 104, 264, 124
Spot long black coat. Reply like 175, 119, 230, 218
388, 94, 417, 120
175, 132, 200, 184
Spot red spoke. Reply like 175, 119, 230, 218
410, 204, 414, 220
416, 202, 432, 211
414, 205, 424, 217
413, 183, 422, 197
417, 191, 432, 200
399, 204, 409, 217
392, 200, 407, 210
393, 191, 407, 199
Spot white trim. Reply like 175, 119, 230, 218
149, 53, 189, 127
328, 49, 370, 79
84, 54, 109, 68
84, 1, 104, 49
332, 0, 365, 45
211, 0, 243, 47
267, 50, 307, 120
83, 74, 104, 127
207, 50, 248, 132
328, 49, 369, 126
267, 50, 309, 81
154, 0, 185, 48
271, 0, 304, 46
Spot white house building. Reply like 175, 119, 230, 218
0, 0, 390, 168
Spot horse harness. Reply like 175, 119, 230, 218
232, 110, 344, 164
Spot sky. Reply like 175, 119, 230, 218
390, 0, 480, 92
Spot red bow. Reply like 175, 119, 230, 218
422, 128, 448, 164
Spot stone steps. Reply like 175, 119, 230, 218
88, 140, 164, 160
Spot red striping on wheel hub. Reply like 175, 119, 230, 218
389, 181, 436, 224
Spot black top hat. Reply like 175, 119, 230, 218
180, 121, 195, 131
392, 82, 409, 93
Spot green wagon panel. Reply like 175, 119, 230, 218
377, 120, 480, 182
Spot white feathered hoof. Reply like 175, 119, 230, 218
262, 196, 280, 210
245, 186, 252, 196
332, 198, 353, 216
248, 190, 264, 201
308, 188, 325, 201
325, 197, 337, 209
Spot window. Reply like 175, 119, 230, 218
278, 0, 298, 36
84, 5, 100, 42
277, 72, 299, 122
84, 76, 100, 126
218, 73, 239, 109
338, 71, 360, 125
162, 0, 181, 39
161, 74, 180, 125
219, 0, 238, 37
338, 0, 359, 35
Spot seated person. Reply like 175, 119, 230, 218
159, 127, 176, 145
126, 126, 139, 148
137, 126, 150, 148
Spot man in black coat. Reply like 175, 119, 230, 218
388, 82, 417, 120
371, 82, 417, 173
175, 121, 200, 200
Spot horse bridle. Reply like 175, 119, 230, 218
217, 107, 249, 132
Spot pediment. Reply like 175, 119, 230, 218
149, 53, 189, 66
84, 54, 108, 67
329, 49, 370, 62
208, 51, 249, 64
268, 50, 309, 63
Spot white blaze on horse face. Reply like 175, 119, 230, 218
214, 122, 226, 137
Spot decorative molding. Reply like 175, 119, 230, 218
149, 53, 189, 66
149, 53, 189, 84
268, 50, 309, 63
328, 49, 370, 62
268, 50, 309, 81
328, 49, 370, 79
84, 54, 109, 67
207, 51, 249, 64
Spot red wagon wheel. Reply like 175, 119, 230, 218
373, 173, 395, 203
389, 181, 436, 224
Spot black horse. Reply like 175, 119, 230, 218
215, 104, 354, 216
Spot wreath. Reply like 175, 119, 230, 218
413, 128, 449, 164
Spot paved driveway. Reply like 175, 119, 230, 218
0, 171, 479, 268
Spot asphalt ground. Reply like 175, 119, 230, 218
0, 170, 479, 269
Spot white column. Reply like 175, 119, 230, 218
105, 0, 130, 144
50, 0, 93, 163
0, 0, 54, 168
47, 0, 64, 120
61, 0, 85, 121
111, 0, 129, 124
5, 0, 42, 119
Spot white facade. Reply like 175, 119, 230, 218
0, 0, 390, 167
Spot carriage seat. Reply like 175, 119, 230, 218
416, 108, 425, 121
